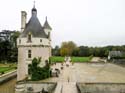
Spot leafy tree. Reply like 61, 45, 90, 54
28, 58, 50, 81
72, 47, 79, 56
60, 41, 77, 56
52, 45, 60, 56
0, 31, 20, 63
10, 31, 20, 48
60, 47, 69, 56
52, 41, 125, 57
78, 46, 90, 56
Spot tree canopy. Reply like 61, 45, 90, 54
0, 31, 20, 63
52, 41, 125, 57
60, 41, 77, 56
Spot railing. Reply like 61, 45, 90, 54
0, 71, 17, 84
76, 82, 125, 93
16, 81, 57, 93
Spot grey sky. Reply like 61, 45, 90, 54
0, 0, 125, 47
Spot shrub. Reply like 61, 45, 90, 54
28, 57, 50, 81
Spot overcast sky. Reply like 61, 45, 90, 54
0, 0, 125, 47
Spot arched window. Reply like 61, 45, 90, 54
28, 50, 31, 58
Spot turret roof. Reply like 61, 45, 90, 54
43, 17, 52, 30
20, 7, 48, 38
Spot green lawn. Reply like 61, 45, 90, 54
50, 56, 92, 63
0, 63, 17, 74
71, 57, 91, 62
0, 67, 15, 73
50, 56, 64, 63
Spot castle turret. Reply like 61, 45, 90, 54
43, 17, 52, 39
17, 5, 51, 81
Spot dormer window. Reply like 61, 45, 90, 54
40, 39, 42, 42
27, 33, 32, 43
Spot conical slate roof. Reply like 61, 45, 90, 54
20, 8, 48, 38
43, 17, 52, 30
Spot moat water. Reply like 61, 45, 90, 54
0, 78, 16, 93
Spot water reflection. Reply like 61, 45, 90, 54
0, 78, 16, 93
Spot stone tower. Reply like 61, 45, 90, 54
17, 5, 52, 81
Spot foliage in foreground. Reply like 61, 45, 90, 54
28, 58, 50, 81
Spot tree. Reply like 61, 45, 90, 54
10, 31, 20, 48
72, 47, 79, 56
0, 31, 20, 63
28, 57, 50, 81
53, 43, 125, 57
60, 47, 69, 56
52, 45, 60, 56
78, 46, 90, 56
60, 41, 77, 56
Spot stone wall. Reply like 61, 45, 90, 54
17, 46, 51, 81
15, 81, 57, 93
77, 83, 125, 93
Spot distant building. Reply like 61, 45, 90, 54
17, 5, 52, 81
108, 51, 125, 60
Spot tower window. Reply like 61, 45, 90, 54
40, 39, 42, 42
48, 32, 50, 38
19, 39, 21, 44
27, 34, 32, 42
28, 50, 31, 58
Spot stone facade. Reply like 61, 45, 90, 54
15, 82, 57, 93
17, 5, 52, 81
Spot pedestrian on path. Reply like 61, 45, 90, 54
68, 77, 70, 82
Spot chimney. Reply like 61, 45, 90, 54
21, 11, 27, 32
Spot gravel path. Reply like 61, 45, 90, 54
42, 62, 125, 93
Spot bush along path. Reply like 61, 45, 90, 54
28, 57, 50, 81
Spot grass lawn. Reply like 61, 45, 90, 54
50, 56, 64, 63
71, 57, 91, 62
50, 56, 92, 63
0, 67, 15, 73
0, 63, 17, 74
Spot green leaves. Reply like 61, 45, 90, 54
28, 58, 50, 81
